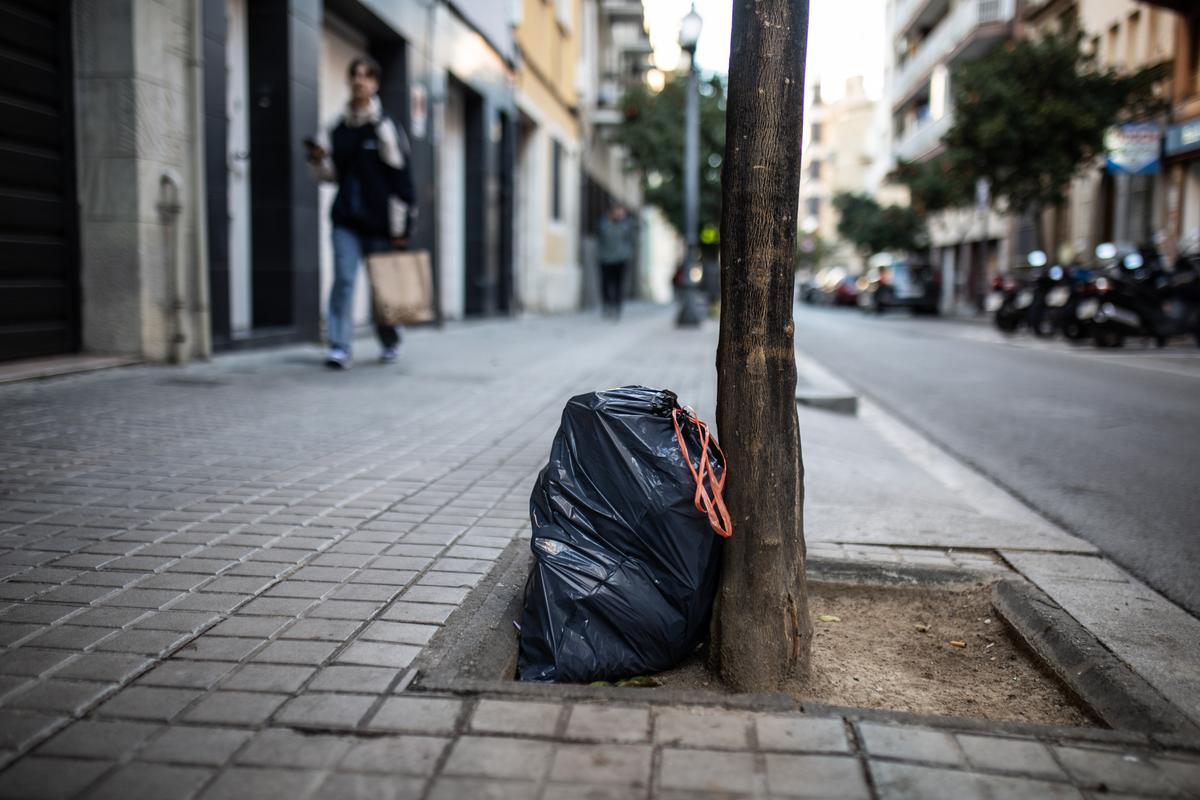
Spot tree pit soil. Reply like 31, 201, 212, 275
656, 582, 1099, 727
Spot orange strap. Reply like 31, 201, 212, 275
671, 407, 733, 538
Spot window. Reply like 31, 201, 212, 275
810, 122, 823, 144
1127, 12, 1140, 66
806, 197, 820, 218
809, 159, 822, 180
1107, 24, 1119, 67
551, 138, 563, 221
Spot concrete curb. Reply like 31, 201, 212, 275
796, 348, 860, 415
412, 549, 1200, 743
992, 579, 1200, 737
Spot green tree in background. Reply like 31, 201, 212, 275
614, 74, 726, 242
833, 192, 926, 257
893, 155, 974, 217
943, 25, 1164, 239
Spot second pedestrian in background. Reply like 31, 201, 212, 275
306, 56, 416, 370
597, 204, 636, 320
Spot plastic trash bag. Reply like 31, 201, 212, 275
517, 385, 731, 683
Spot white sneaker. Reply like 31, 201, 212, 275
324, 348, 350, 369
380, 345, 399, 364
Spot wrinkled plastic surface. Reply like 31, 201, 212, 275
517, 386, 725, 683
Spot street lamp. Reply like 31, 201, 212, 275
676, 4, 705, 327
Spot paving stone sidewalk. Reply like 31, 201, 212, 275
0, 307, 1197, 799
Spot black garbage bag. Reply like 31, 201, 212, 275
517, 385, 731, 683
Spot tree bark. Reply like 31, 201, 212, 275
710, 0, 812, 692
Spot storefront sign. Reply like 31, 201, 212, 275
1165, 117, 1200, 158
1105, 122, 1162, 175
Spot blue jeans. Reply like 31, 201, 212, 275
328, 225, 401, 353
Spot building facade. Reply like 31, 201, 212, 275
0, 0, 660, 366
1023, 0, 1176, 265
800, 78, 882, 273
884, 0, 1018, 311
1153, 1, 1200, 259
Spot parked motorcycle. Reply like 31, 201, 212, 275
1074, 243, 1200, 348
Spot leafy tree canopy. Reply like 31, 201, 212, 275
943, 25, 1164, 215
613, 74, 726, 240
833, 192, 927, 256
893, 154, 975, 216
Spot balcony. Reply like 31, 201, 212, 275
892, 0, 1015, 110
895, 110, 953, 163
601, 0, 645, 20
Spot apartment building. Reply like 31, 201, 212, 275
885, 0, 1018, 311
1023, 0, 1175, 264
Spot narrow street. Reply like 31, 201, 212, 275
795, 305, 1200, 617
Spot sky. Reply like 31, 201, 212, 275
642, 0, 887, 103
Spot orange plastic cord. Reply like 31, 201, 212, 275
671, 407, 733, 538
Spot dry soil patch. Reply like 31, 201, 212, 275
657, 582, 1098, 727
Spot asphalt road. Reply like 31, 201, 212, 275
794, 304, 1200, 617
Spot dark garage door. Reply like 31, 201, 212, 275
0, 0, 78, 361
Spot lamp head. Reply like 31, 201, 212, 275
679, 5, 703, 53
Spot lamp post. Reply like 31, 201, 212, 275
676, 4, 705, 327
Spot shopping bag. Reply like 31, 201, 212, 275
366, 250, 435, 325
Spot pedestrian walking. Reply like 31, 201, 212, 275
306, 56, 416, 369
596, 204, 636, 319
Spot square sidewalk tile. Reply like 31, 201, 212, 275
96, 687, 204, 722
442, 736, 553, 781
366, 696, 463, 735
140, 725, 254, 766
312, 773, 424, 799
273, 693, 376, 730
195, 767, 324, 800
654, 706, 751, 749
237, 729, 353, 768
337, 735, 449, 775
0, 756, 111, 800
334, 641, 421, 669
218, 664, 314, 693
85, 762, 213, 800
755, 715, 851, 753
549, 743, 652, 786
427, 777, 537, 800
857, 722, 966, 766
181, 691, 288, 726
307, 665, 399, 694
957, 734, 1066, 780
470, 699, 561, 737
658, 749, 756, 794
565, 704, 650, 743
765, 754, 870, 798
36, 719, 160, 760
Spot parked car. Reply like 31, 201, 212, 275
801, 266, 859, 307
857, 254, 939, 315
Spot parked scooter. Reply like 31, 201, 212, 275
990, 250, 1048, 334
1074, 242, 1200, 348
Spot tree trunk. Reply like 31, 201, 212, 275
710, 0, 812, 692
